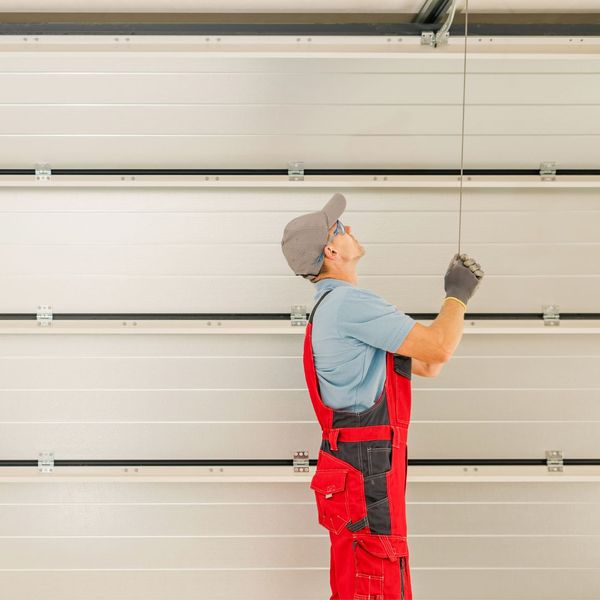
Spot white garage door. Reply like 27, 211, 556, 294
1, 4, 600, 599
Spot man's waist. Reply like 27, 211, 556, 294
322, 424, 407, 451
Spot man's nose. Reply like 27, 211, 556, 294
345, 225, 352, 234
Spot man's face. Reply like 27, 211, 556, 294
325, 220, 365, 263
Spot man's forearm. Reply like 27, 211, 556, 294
430, 297, 466, 360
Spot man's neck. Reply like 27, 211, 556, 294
316, 273, 357, 285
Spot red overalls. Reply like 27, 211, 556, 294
303, 288, 413, 600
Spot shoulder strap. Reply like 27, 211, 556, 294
308, 288, 334, 324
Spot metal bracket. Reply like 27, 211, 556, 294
546, 450, 564, 472
35, 163, 51, 181
420, 0, 457, 47
542, 304, 560, 327
421, 30, 449, 47
293, 450, 310, 473
38, 452, 55, 473
36, 304, 53, 326
288, 161, 304, 181
540, 161, 557, 181
291, 305, 307, 326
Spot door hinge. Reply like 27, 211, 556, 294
542, 304, 560, 326
291, 305, 307, 326
546, 450, 564, 472
288, 161, 304, 181
35, 163, 51, 181
38, 452, 55, 474
293, 450, 310, 473
37, 304, 53, 326
540, 161, 557, 181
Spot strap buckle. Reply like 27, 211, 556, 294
328, 428, 340, 452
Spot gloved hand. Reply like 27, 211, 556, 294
444, 253, 485, 308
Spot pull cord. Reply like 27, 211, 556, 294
457, 0, 469, 255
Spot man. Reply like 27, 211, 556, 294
281, 192, 484, 600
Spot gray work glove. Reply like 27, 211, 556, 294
444, 253, 485, 307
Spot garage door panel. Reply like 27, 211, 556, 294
1, 274, 598, 313
1, 51, 599, 75
0, 422, 323, 460
3, 387, 598, 425
3, 330, 597, 357
6, 104, 600, 135
0, 570, 329, 600
0, 537, 328, 570
0, 480, 314, 503
3, 72, 600, 105
0, 72, 464, 104
0, 389, 312, 422
0, 334, 303, 357
1, 208, 598, 244
1, 28, 599, 600
0, 504, 321, 537
2, 241, 598, 277
1, 421, 598, 459
415, 389, 600, 422
1, 567, 599, 600
4, 105, 465, 136
0, 353, 598, 392
2, 187, 598, 213
3, 133, 600, 168
1, 535, 598, 569
3, 499, 599, 537
410, 421, 600, 459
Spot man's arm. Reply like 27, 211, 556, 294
396, 253, 483, 366
395, 297, 466, 363
411, 357, 445, 378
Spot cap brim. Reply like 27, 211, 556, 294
321, 192, 346, 228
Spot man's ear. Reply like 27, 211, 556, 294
324, 245, 338, 261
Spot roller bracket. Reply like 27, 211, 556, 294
38, 452, 55, 474
540, 162, 557, 181
293, 450, 310, 473
546, 450, 564, 472
35, 163, 51, 181
37, 305, 53, 326
288, 161, 304, 181
291, 305, 307, 326
542, 304, 560, 326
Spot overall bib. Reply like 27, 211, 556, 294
303, 289, 414, 600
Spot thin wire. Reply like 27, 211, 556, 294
457, 0, 469, 255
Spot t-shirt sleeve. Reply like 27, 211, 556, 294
336, 288, 417, 352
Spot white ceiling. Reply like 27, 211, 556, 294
0, 1, 598, 14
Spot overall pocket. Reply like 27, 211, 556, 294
367, 446, 391, 476
310, 468, 350, 534
353, 533, 408, 600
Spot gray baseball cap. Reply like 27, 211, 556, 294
281, 192, 346, 282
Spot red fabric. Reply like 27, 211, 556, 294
304, 320, 414, 599
329, 527, 413, 600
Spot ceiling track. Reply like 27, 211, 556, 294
1, 21, 600, 36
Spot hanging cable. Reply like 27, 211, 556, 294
457, 0, 469, 254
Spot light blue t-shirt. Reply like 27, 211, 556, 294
311, 278, 417, 413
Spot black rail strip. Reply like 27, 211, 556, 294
1, 21, 600, 36
1, 458, 598, 467
2, 168, 600, 177
1, 313, 599, 321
